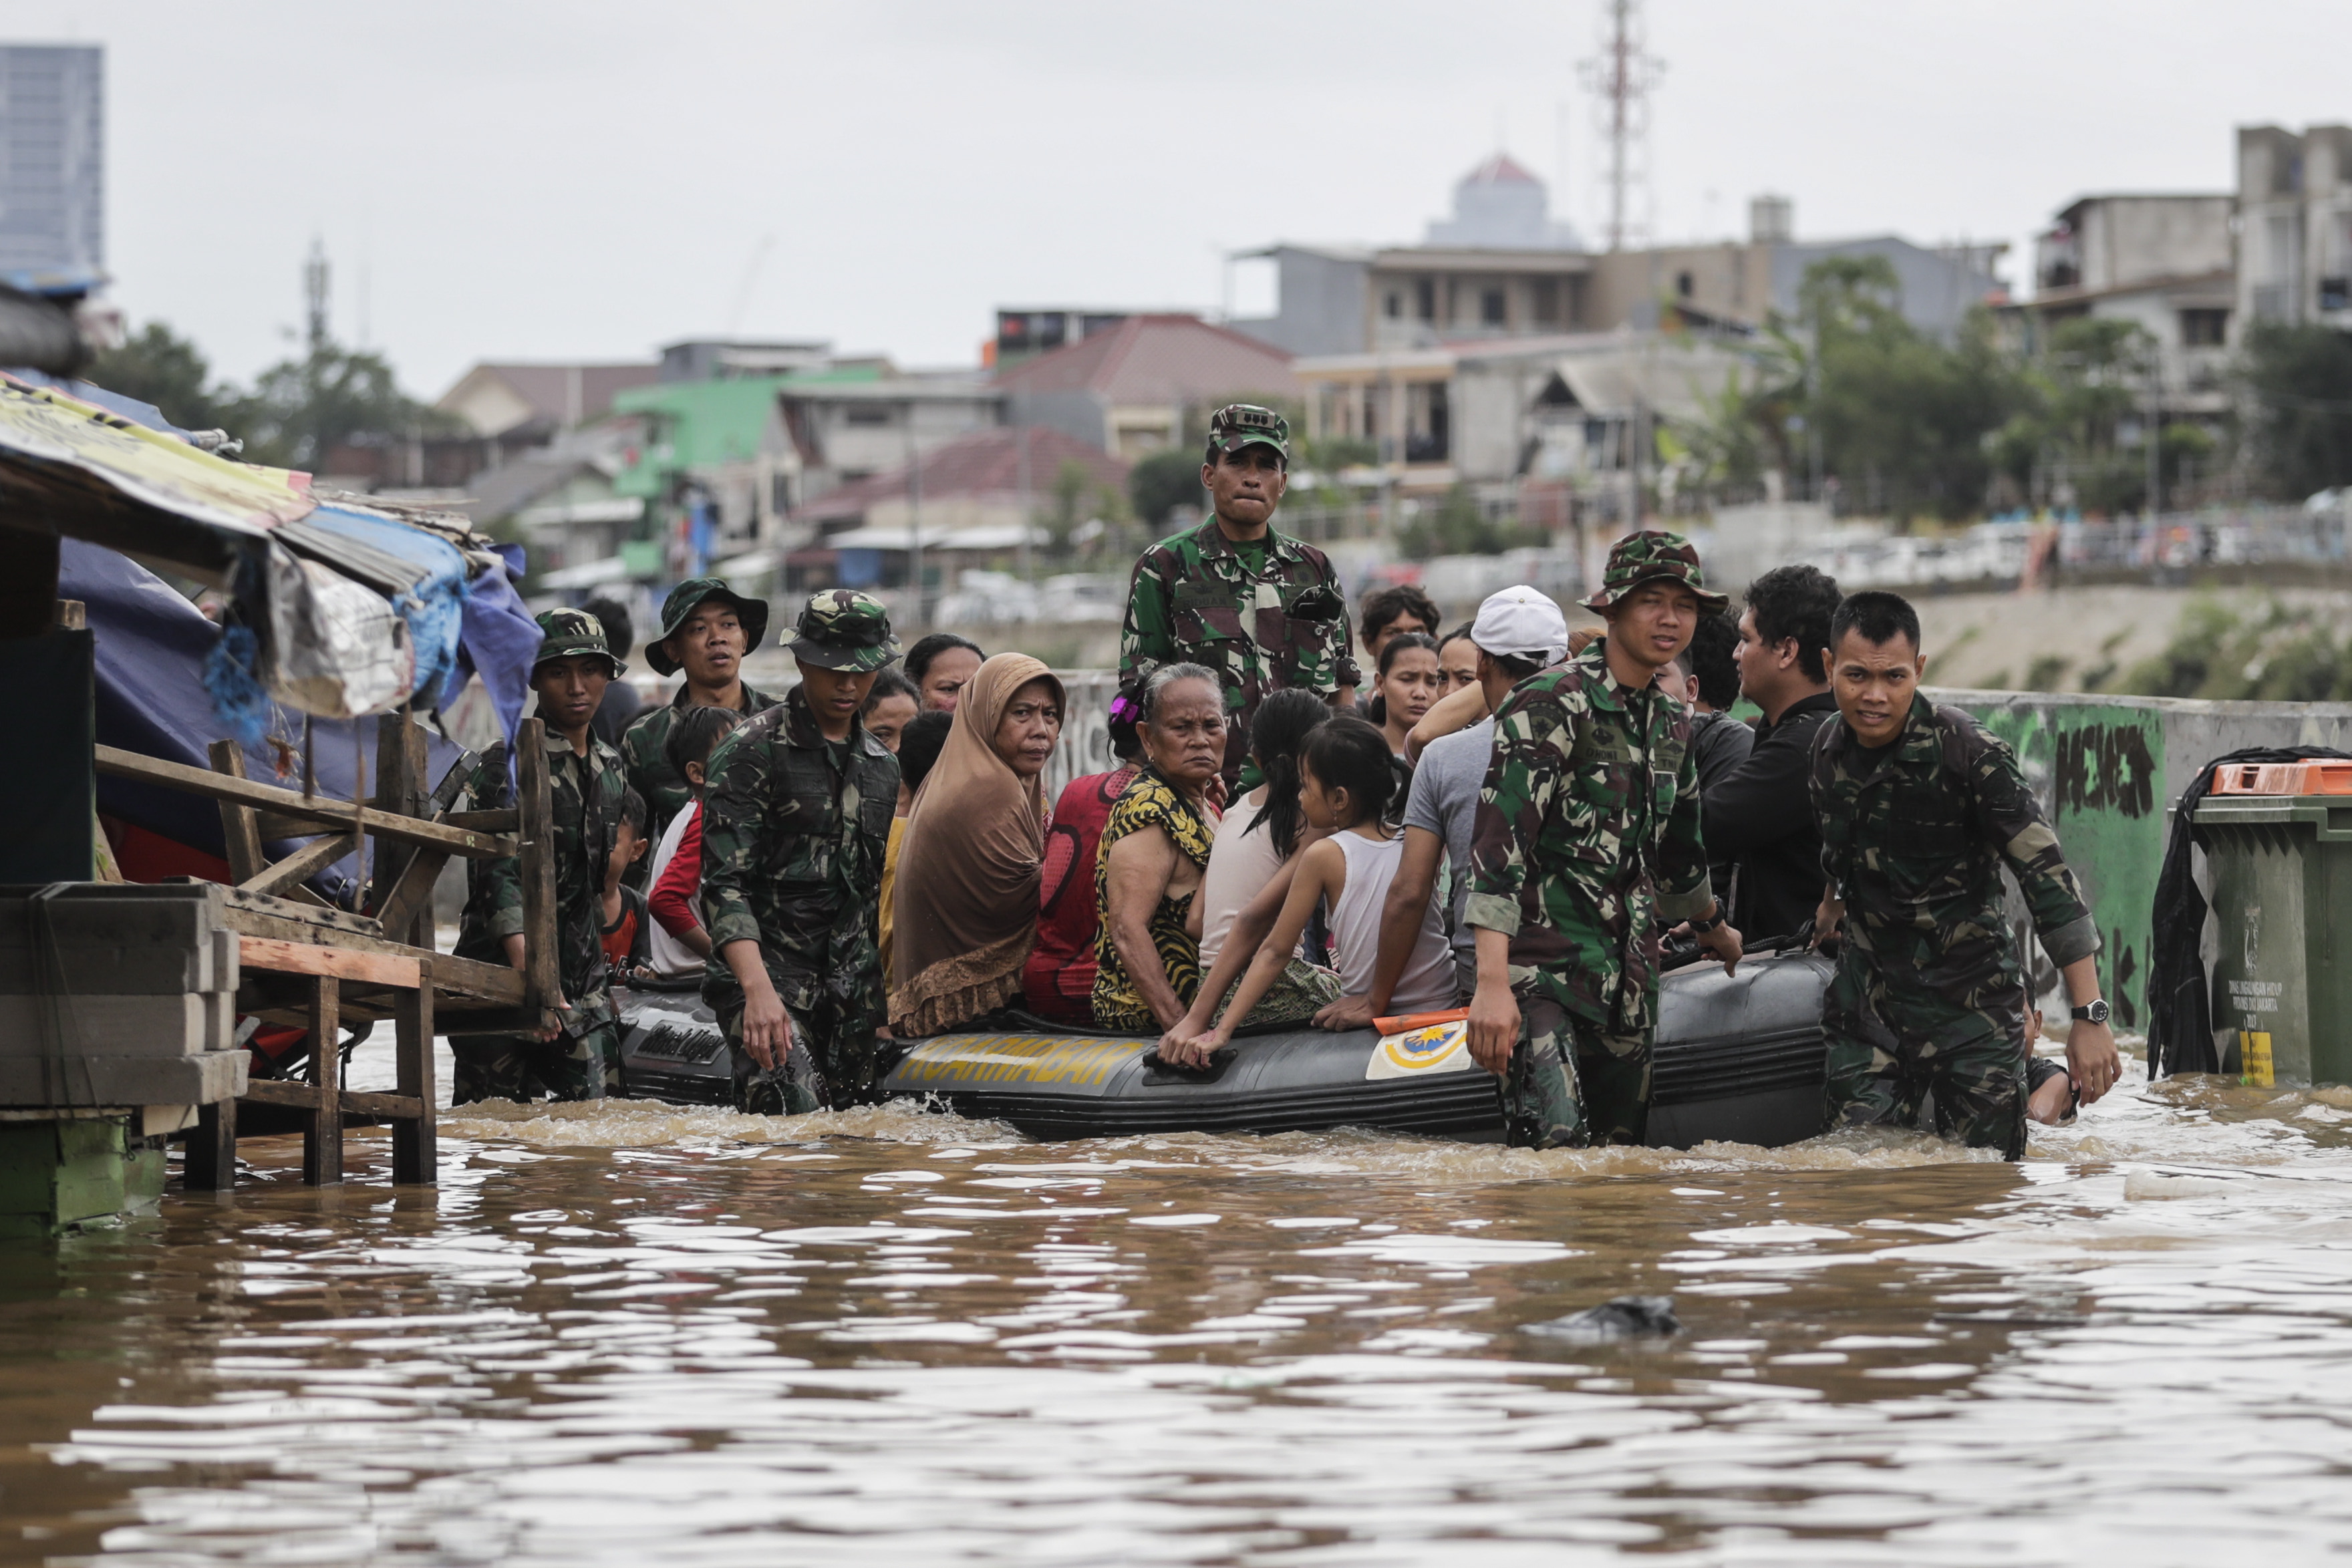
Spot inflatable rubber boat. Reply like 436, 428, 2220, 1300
615, 945, 1833, 1150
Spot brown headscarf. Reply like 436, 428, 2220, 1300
887, 653, 1066, 1036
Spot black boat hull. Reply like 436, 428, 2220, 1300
615, 949, 1833, 1150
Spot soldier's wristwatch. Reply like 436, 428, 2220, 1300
2070, 998, 2110, 1026
1687, 911, 1722, 936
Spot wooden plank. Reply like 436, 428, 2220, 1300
238, 935, 420, 989
208, 741, 267, 884
184, 1097, 237, 1191
94, 746, 519, 860
302, 975, 341, 1187
216, 906, 528, 1006
241, 1080, 422, 1121
241, 1078, 321, 1109
517, 719, 559, 1011
240, 832, 355, 901
438, 1005, 563, 1037
443, 808, 520, 833
218, 885, 384, 940
372, 849, 447, 947
372, 712, 416, 909
393, 958, 435, 1185
344, 1089, 424, 1120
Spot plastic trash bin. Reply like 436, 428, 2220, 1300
2194, 762, 2352, 1086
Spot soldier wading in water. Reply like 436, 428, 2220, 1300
700, 591, 903, 1114
1464, 532, 1743, 1149
452, 609, 633, 1103
1809, 590, 2119, 1156
1119, 403, 1360, 791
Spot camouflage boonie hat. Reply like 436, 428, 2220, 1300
784, 589, 901, 673
1206, 402, 1290, 463
533, 608, 626, 679
645, 577, 769, 676
1580, 530, 1730, 615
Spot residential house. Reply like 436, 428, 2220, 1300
1296, 329, 1751, 526
786, 426, 1127, 593
776, 368, 1004, 509
2237, 124, 2352, 330
2007, 193, 2236, 426
1233, 158, 2006, 355
996, 313, 1302, 461
991, 309, 1132, 369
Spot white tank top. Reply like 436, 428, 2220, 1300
1330, 828, 1457, 1015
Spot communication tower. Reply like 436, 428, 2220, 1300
1578, 0, 1665, 252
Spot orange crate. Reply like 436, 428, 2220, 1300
2211, 760, 2352, 796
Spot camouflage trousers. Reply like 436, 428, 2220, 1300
1823, 956, 2027, 1158
451, 1013, 623, 1105
715, 995, 883, 1116
1497, 990, 1651, 1150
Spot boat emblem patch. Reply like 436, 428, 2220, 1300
1365, 1019, 1474, 1080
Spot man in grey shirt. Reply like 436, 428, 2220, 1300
1315, 587, 1569, 1027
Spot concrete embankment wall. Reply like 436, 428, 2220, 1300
1932, 689, 2352, 1031
1048, 673, 2352, 1030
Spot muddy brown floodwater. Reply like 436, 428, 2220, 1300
3, 1045, 2352, 1565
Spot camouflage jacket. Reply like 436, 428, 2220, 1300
1119, 517, 1360, 781
1810, 693, 2100, 1007
454, 723, 629, 1026
1463, 644, 1714, 1034
697, 687, 899, 1028
620, 679, 782, 842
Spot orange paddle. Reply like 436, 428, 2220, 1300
1373, 1007, 1471, 1036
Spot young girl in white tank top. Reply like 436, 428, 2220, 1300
1162, 716, 1453, 1066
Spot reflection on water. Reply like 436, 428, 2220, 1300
5, 1048, 2352, 1564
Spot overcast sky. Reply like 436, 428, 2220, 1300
10, 0, 2348, 397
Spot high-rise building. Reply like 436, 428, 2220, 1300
0, 44, 103, 276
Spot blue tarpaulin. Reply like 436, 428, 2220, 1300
62, 539, 466, 903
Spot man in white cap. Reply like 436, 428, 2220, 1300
1316, 587, 1572, 1028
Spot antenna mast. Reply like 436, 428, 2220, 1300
1578, 0, 1665, 252
304, 239, 330, 355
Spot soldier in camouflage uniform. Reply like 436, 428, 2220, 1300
701, 590, 902, 1114
1809, 590, 2116, 1158
1119, 403, 1360, 787
621, 577, 779, 844
1464, 532, 1744, 1149
452, 609, 633, 1102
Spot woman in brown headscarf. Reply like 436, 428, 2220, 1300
887, 653, 1066, 1036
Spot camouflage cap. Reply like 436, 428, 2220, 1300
784, 589, 901, 673
1205, 402, 1290, 463
644, 577, 770, 676
533, 607, 626, 679
1579, 529, 1730, 615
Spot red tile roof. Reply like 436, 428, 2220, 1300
992, 313, 1300, 402
801, 426, 1129, 522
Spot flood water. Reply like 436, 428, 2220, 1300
5, 1043, 2352, 1566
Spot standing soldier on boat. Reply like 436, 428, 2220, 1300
1463, 532, 1743, 1149
452, 609, 633, 1103
622, 578, 780, 842
1809, 590, 2118, 1156
699, 591, 902, 1114
1119, 403, 1359, 790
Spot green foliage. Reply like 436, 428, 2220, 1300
2236, 323, 2352, 498
1396, 483, 1546, 560
227, 343, 449, 470
1688, 257, 2023, 520
84, 321, 231, 432
84, 317, 444, 471
1301, 435, 1376, 472
1128, 448, 1205, 530
2117, 596, 2352, 701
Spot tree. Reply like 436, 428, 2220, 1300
1128, 448, 1205, 530
84, 321, 230, 432
223, 342, 449, 470
1396, 483, 1544, 559
2238, 323, 2352, 499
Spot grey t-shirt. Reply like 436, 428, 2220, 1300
1404, 717, 1494, 955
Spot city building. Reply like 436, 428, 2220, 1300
995, 313, 1301, 461
432, 360, 661, 477
1233, 158, 2006, 357
785, 426, 1126, 593
990, 309, 1132, 369
2236, 124, 2352, 330
0, 44, 102, 277
2007, 193, 2236, 423
776, 368, 1004, 506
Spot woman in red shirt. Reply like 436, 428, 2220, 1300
1022, 710, 1145, 1024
